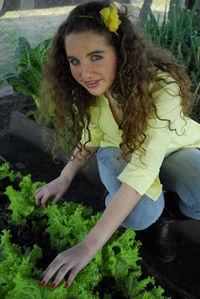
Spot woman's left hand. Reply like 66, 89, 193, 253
42, 242, 95, 289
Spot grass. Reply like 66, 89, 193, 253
0, 6, 74, 74
0, 1, 170, 75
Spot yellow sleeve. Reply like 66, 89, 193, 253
81, 105, 104, 147
118, 80, 182, 197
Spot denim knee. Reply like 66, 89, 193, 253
97, 147, 165, 230
160, 148, 200, 220
105, 192, 165, 231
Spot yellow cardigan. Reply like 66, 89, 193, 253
81, 73, 200, 200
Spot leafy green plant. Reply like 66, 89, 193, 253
0, 37, 54, 125
144, 0, 200, 92
3, 171, 169, 298
0, 230, 101, 299
0, 229, 86, 299
0, 162, 21, 182
0, 229, 43, 299
43, 202, 101, 251
4, 174, 45, 224
0, 37, 76, 154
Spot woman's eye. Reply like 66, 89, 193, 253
69, 59, 80, 66
92, 55, 102, 61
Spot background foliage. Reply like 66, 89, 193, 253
1, 0, 200, 121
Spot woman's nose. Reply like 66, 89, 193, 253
80, 63, 93, 79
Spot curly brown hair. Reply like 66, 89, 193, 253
40, 0, 191, 161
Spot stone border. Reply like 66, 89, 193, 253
0, 83, 14, 98
0, 93, 33, 110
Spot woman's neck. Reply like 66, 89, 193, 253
104, 92, 122, 126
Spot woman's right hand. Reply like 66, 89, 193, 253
35, 175, 70, 208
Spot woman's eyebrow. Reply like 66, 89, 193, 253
67, 50, 105, 59
87, 50, 105, 56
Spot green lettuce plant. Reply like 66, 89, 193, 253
4, 174, 45, 224
43, 202, 102, 251
0, 229, 43, 299
0, 162, 21, 182
3, 171, 169, 298
0, 229, 100, 299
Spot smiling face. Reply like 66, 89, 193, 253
64, 31, 117, 96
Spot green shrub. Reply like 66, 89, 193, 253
144, 0, 200, 93
0, 37, 54, 126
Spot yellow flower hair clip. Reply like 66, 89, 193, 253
100, 6, 121, 35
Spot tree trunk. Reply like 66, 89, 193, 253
139, 0, 153, 27
0, 0, 20, 16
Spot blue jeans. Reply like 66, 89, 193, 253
96, 147, 200, 230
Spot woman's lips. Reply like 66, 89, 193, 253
85, 80, 101, 88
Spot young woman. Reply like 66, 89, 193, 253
35, 0, 200, 290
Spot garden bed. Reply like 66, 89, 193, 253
1, 1, 200, 295
0, 160, 168, 299
0, 93, 200, 298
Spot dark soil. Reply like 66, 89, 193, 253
1, 93, 200, 299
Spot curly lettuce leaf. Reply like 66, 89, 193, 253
5, 275, 68, 299
125, 274, 155, 298
123, 271, 167, 298
66, 260, 101, 299
0, 162, 21, 181
0, 230, 42, 298
4, 174, 45, 224
100, 229, 141, 279
1, 230, 101, 299
44, 201, 101, 251
0, 230, 22, 296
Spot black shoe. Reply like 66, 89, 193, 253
152, 192, 190, 263
153, 216, 176, 263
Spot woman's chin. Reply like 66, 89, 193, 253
86, 89, 104, 97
